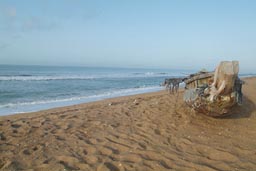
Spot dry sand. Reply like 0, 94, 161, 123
1, 77, 256, 171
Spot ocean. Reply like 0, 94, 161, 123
0, 65, 194, 116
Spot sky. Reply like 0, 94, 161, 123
0, 0, 256, 72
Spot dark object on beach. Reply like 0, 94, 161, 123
183, 61, 244, 117
163, 78, 185, 94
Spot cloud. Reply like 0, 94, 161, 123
0, 6, 17, 31
0, 43, 10, 49
6, 7, 16, 18
0, 6, 16, 18
0, 4, 58, 32
22, 17, 58, 32
23, 17, 42, 30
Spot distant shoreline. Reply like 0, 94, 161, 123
0, 65, 192, 116
1, 75, 254, 117
1, 76, 254, 117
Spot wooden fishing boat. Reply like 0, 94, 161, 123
183, 61, 244, 117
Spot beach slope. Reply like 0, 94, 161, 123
1, 77, 256, 171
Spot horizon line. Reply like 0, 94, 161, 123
0, 63, 197, 71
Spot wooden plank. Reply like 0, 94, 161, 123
185, 72, 214, 84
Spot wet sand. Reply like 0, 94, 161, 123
1, 77, 256, 171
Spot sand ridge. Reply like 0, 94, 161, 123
1, 77, 256, 171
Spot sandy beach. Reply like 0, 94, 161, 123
0, 77, 256, 171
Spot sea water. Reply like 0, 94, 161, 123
0, 65, 195, 116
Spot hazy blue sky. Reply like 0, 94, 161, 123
0, 0, 255, 72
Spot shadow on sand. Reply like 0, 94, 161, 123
221, 96, 255, 119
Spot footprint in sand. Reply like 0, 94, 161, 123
11, 124, 22, 128
154, 129, 161, 135
97, 162, 121, 171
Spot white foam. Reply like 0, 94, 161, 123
0, 86, 163, 116
0, 75, 96, 81
0, 72, 182, 81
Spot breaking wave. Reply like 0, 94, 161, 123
0, 86, 163, 115
0, 73, 176, 81
0, 75, 96, 81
